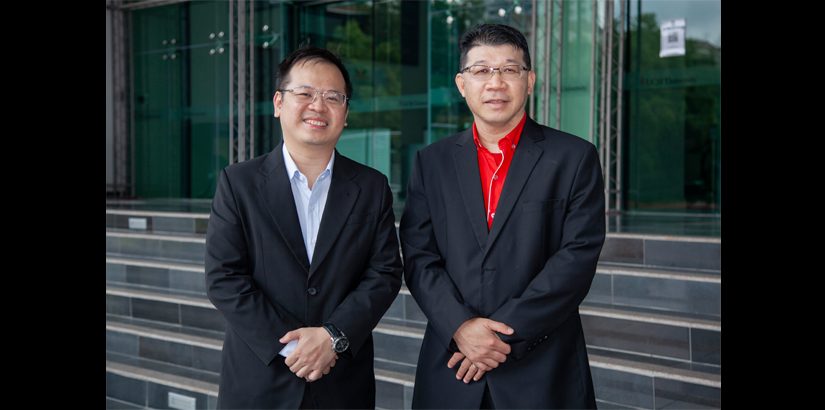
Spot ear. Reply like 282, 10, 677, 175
455, 73, 466, 98
527, 69, 536, 95
273, 92, 283, 118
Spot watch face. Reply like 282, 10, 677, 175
334, 338, 349, 353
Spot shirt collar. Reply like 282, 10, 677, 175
472, 111, 527, 153
282, 142, 335, 182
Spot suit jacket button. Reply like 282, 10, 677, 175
308, 287, 317, 295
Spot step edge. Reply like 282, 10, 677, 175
106, 256, 204, 272
106, 360, 219, 396
579, 306, 721, 331
596, 266, 721, 283
106, 286, 215, 309
107, 321, 223, 351
374, 368, 415, 388
107, 209, 211, 219
588, 354, 721, 388
107, 230, 206, 243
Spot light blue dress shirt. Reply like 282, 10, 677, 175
279, 142, 335, 357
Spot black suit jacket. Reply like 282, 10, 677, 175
400, 117, 605, 409
206, 142, 403, 409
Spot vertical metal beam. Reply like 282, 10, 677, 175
529, 0, 536, 120
229, 0, 254, 165
598, 0, 624, 217
604, 0, 614, 210
589, 0, 596, 144
543, 0, 551, 126
238, 0, 247, 162
229, 0, 236, 164
109, 0, 133, 197
555, 0, 563, 129
615, 0, 625, 211
250, 1, 255, 159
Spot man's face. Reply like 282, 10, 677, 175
455, 44, 535, 132
274, 61, 349, 151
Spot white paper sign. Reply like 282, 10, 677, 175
128, 217, 147, 230
660, 18, 686, 58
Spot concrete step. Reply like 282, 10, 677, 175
600, 233, 721, 271
106, 285, 225, 334
587, 263, 721, 316
106, 360, 218, 410
107, 229, 206, 264
106, 256, 206, 296
107, 208, 721, 271
370, 320, 720, 409
106, 319, 223, 377
106, 208, 210, 235
580, 302, 720, 365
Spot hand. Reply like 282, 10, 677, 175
305, 356, 337, 382
280, 327, 338, 382
448, 352, 485, 383
453, 318, 514, 371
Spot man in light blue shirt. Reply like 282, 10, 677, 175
206, 46, 403, 409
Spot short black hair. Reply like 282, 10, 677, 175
276, 45, 353, 105
458, 24, 531, 73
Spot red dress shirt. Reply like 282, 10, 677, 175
472, 111, 527, 229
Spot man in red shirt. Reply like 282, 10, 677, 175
400, 24, 605, 409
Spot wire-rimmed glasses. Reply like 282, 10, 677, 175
279, 87, 348, 107
459, 65, 530, 81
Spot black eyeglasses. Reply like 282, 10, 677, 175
460, 65, 530, 81
279, 87, 348, 108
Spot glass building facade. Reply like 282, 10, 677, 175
106, 0, 721, 219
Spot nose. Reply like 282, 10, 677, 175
486, 70, 507, 89
307, 93, 329, 112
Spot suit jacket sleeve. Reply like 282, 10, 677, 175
325, 174, 403, 359
400, 151, 478, 351
490, 143, 605, 360
205, 168, 304, 366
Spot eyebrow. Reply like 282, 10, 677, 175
470, 58, 520, 66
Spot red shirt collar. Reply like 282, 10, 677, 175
472, 111, 527, 154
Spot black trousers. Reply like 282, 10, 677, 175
300, 384, 314, 409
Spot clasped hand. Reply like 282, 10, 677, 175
280, 327, 338, 382
449, 318, 513, 383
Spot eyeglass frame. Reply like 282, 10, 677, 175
459, 64, 531, 80
278, 86, 349, 108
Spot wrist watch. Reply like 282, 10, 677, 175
322, 323, 349, 353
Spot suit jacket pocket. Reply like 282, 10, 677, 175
523, 199, 564, 213
346, 211, 376, 225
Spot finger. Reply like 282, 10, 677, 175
308, 369, 324, 381
474, 361, 493, 372
473, 368, 486, 382
280, 329, 302, 344
448, 352, 465, 368
455, 357, 472, 380
485, 320, 514, 336
463, 363, 479, 384
323, 365, 331, 375
329, 357, 336, 368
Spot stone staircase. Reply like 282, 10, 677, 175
106, 207, 720, 409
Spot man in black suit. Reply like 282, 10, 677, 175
400, 24, 605, 409
206, 46, 402, 409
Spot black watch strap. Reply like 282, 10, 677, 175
322, 323, 349, 353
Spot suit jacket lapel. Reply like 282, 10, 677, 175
485, 118, 544, 255
453, 131, 489, 252
309, 151, 359, 278
257, 141, 311, 273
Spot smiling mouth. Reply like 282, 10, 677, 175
304, 119, 328, 127
485, 100, 508, 104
